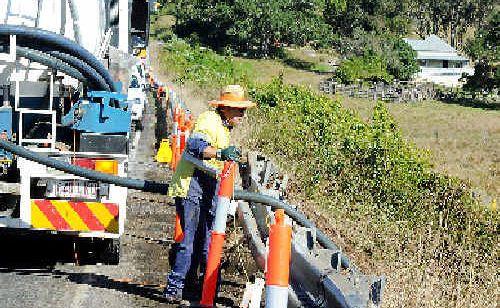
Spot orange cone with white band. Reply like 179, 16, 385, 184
201, 161, 236, 307
265, 209, 292, 308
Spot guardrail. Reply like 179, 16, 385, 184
239, 152, 385, 307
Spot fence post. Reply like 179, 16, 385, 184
265, 209, 292, 308
201, 161, 237, 307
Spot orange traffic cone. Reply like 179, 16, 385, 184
265, 209, 292, 308
201, 161, 236, 306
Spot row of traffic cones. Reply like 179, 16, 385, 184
155, 85, 195, 244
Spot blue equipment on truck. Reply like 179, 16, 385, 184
62, 91, 131, 134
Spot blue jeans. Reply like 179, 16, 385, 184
166, 170, 217, 294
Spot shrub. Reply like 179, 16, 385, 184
248, 78, 496, 249
333, 33, 418, 82
335, 52, 393, 83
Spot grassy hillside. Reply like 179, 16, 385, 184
151, 13, 498, 306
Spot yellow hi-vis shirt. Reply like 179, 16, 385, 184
167, 110, 230, 198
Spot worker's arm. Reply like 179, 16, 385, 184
202, 146, 217, 159
186, 136, 212, 160
187, 138, 239, 161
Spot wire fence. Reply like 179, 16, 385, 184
319, 79, 499, 109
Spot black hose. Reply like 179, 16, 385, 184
44, 50, 110, 91
0, 139, 354, 270
0, 139, 168, 194
0, 45, 108, 90
0, 24, 116, 92
13, 47, 86, 83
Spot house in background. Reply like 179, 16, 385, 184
404, 35, 474, 87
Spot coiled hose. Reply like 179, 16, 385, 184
8, 46, 86, 84
44, 50, 110, 91
0, 24, 116, 92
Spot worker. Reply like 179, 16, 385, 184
164, 85, 256, 301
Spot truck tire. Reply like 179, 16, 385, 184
77, 237, 120, 265
99, 238, 120, 265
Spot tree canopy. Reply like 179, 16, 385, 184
161, 0, 496, 84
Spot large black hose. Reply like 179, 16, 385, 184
0, 139, 354, 269
44, 50, 110, 91
0, 139, 168, 194
0, 45, 108, 90
0, 25, 116, 92
12, 47, 86, 83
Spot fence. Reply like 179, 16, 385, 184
437, 88, 499, 109
319, 80, 436, 103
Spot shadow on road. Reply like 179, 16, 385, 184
0, 263, 237, 307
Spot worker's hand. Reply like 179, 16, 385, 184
217, 146, 241, 162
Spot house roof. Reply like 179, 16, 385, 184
404, 35, 456, 52
404, 35, 469, 61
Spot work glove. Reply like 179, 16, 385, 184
217, 146, 241, 162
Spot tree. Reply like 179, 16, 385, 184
324, 0, 412, 37
463, 60, 498, 92
463, 11, 499, 92
410, 0, 495, 48
171, 0, 333, 57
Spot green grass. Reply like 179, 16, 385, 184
151, 15, 498, 307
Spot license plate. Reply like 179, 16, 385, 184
45, 180, 99, 199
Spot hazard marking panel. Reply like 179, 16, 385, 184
30, 200, 119, 233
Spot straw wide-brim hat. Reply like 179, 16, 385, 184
208, 85, 256, 108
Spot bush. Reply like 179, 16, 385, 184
333, 33, 418, 82
248, 78, 496, 249
335, 52, 393, 83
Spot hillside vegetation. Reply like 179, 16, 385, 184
152, 26, 498, 305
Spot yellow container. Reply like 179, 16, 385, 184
156, 139, 172, 163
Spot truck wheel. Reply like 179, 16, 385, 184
100, 238, 120, 265
77, 238, 120, 265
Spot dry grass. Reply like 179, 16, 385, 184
288, 193, 498, 308
235, 57, 325, 89
339, 96, 500, 203
284, 47, 337, 64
